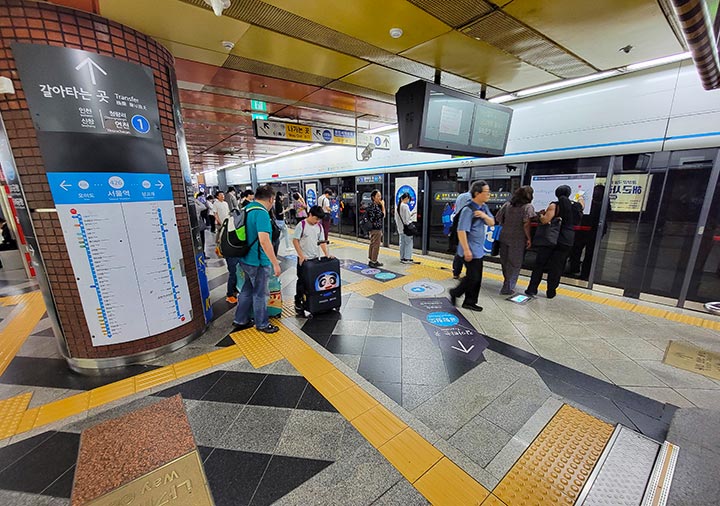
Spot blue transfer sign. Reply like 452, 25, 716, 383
322, 129, 332, 142
131, 114, 150, 134
426, 312, 459, 327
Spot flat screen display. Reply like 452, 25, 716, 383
507, 294, 531, 304
396, 80, 513, 157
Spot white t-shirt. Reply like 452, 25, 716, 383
214, 200, 230, 224
293, 220, 324, 259
318, 194, 331, 212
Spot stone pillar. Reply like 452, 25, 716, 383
0, 0, 207, 370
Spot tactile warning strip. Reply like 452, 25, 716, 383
230, 329, 283, 368
344, 279, 388, 297
580, 426, 660, 506
494, 404, 614, 506
0, 392, 32, 439
0, 292, 47, 376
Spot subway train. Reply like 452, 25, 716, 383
213, 60, 720, 310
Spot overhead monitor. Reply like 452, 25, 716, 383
395, 80, 513, 157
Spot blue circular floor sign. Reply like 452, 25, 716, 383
427, 312, 459, 327
131, 114, 150, 134
375, 272, 396, 280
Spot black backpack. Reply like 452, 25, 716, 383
218, 206, 264, 258
448, 203, 475, 251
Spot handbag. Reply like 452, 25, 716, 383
533, 217, 562, 247
398, 208, 418, 236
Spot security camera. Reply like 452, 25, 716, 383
204, 0, 231, 16
361, 143, 375, 161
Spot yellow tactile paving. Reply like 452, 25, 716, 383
632, 305, 669, 319
173, 354, 213, 378
15, 406, 39, 434
88, 378, 136, 409
482, 494, 509, 506
308, 368, 355, 398
0, 292, 47, 376
134, 366, 177, 392
286, 351, 335, 380
377, 427, 444, 483
230, 329, 283, 368
327, 385, 378, 421
407, 264, 452, 280
344, 279, 387, 297
350, 404, 407, 448
414, 457, 490, 505
0, 392, 32, 439
207, 345, 244, 367
494, 404, 614, 506
34, 391, 90, 428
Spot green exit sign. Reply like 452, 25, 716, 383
251, 113, 268, 121
250, 100, 267, 111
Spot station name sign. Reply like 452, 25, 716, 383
253, 119, 390, 150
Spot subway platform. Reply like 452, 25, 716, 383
0, 235, 718, 506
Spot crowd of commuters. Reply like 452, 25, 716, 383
193, 181, 585, 336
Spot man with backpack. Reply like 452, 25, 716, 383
292, 205, 332, 316
449, 189, 494, 278
232, 185, 282, 334
448, 181, 495, 312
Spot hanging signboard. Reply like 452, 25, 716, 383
13, 43, 192, 346
253, 119, 390, 150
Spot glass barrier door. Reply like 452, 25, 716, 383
355, 175, 384, 241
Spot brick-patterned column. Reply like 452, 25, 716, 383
0, 0, 205, 364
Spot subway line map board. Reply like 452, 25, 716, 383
48, 173, 192, 346
13, 43, 193, 346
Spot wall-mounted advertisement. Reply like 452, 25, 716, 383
530, 173, 596, 215
395, 176, 418, 220
596, 174, 652, 212
305, 182, 317, 207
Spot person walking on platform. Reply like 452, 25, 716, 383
213, 191, 230, 240
367, 189, 386, 267
205, 195, 216, 233
274, 191, 291, 252
396, 192, 418, 264
240, 189, 255, 208
212, 191, 237, 303
449, 181, 494, 312
226, 186, 238, 212
451, 191, 471, 278
293, 205, 332, 315
233, 185, 282, 334
525, 185, 584, 299
292, 192, 308, 223
495, 186, 535, 295
318, 188, 333, 241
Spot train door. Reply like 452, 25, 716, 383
338, 177, 356, 237
355, 174, 384, 241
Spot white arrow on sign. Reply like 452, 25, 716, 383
451, 340, 475, 354
313, 129, 324, 141
75, 57, 107, 86
59, 180, 72, 191
155, 180, 164, 190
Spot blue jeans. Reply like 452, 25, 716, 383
235, 261, 270, 329
399, 232, 413, 260
226, 256, 240, 297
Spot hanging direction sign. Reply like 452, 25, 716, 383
253, 119, 390, 150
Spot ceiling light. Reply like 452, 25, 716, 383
488, 94, 515, 104
364, 124, 397, 134
515, 71, 619, 97
221, 40, 235, 51
389, 28, 403, 39
622, 52, 691, 72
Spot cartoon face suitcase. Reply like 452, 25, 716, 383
301, 257, 341, 314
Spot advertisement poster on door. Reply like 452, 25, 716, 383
530, 173, 595, 215
395, 177, 418, 220
305, 182, 317, 207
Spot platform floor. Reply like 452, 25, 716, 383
0, 232, 718, 505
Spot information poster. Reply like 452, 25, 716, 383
13, 43, 194, 346
395, 176, 418, 220
47, 172, 192, 345
530, 173, 596, 215
305, 182, 317, 207
596, 174, 652, 212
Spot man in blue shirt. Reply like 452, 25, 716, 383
449, 181, 495, 312
233, 185, 282, 333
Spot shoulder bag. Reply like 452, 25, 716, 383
533, 217, 562, 247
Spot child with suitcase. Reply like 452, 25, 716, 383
293, 205, 336, 316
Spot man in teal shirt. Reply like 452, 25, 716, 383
233, 185, 282, 333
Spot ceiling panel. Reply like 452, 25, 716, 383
154, 38, 230, 66
230, 26, 368, 79
400, 31, 556, 91
98, 0, 251, 52
341, 65, 419, 96
503, 0, 684, 70
263, 0, 452, 53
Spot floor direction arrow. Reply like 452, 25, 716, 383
74, 57, 107, 86
59, 180, 71, 191
451, 340, 475, 354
